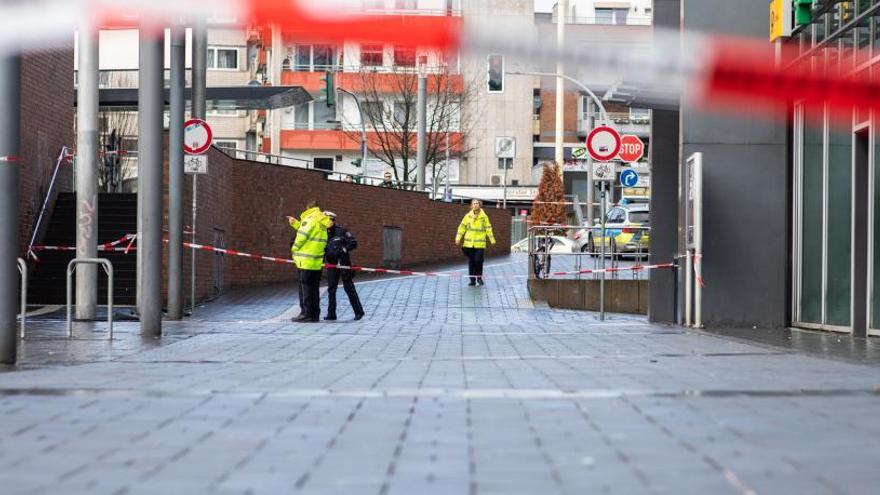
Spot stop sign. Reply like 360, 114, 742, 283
618, 135, 644, 163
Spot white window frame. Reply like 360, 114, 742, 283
207, 46, 241, 71
361, 44, 385, 68
214, 140, 239, 150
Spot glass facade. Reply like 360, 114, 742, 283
800, 104, 823, 324
826, 111, 852, 326
792, 3, 880, 334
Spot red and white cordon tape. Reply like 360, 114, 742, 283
30, 234, 138, 261
179, 240, 294, 266
548, 262, 677, 278
29, 235, 685, 280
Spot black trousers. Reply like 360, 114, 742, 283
326, 268, 364, 317
296, 268, 306, 316
298, 269, 322, 319
462, 247, 485, 283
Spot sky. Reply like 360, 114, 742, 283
535, 0, 556, 13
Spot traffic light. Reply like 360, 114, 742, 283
794, 0, 813, 26
321, 70, 336, 107
487, 54, 504, 93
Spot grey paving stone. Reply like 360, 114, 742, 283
1, 255, 879, 494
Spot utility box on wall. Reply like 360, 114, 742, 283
383, 227, 402, 269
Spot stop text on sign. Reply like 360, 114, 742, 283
618, 134, 644, 163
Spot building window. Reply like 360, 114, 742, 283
392, 101, 409, 126
314, 157, 334, 172
497, 158, 513, 170
294, 104, 309, 130
120, 137, 138, 152
294, 45, 311, 71
595, 8, 628, 25
630, 108, 651, 123
313, 45, 335, 70
313, 101, 336, 130
361, 44, 384, 67
442, 50, 460, 72
393, 46, 416, 67
208, 47, 239, 70
395, 0, 417, 9
215, 140, 238, 150
362, 101, 385, 125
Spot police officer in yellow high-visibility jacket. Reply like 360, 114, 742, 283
456, 199, 496, 286
289, 202, 331, 322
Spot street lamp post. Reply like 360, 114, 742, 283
509, 70, 610, 226
337, 87, 368, 176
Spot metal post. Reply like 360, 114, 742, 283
67, 259, 113, 339
0, 53, 21, 364
168, 25, 185, 320
17, 259, 26, 339
694, 154, 704, 329
502, 159, 508, 209
338, 88, 368, 174
416, 66, 427, 191
138, 29, 163, 337
685, 250, 693, 327
191, 18, 207, 311
76, 28, 99, 321
599, 182, 606, 322
586, 99, 595, 227
554, 0, 567, 175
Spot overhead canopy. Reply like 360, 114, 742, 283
603, 83, 681, 111
75, 85, 312, 110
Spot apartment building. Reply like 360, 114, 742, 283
534, 0, 653, 208
76, 20, 262, 189
256, 0, 538, 198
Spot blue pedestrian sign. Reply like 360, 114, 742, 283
620, 169, 639, 188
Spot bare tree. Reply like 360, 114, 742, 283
98, 110, 138, 193
343, 59, 481, 189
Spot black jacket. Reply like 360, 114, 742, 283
325, 224, 358, 265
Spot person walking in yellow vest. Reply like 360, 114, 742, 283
289, 201, 331, 322
456, 199, 496, 286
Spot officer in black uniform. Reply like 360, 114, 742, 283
323, 211, 365, 321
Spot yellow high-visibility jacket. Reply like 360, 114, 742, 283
291, 207, 331, 270
456, 209, 496, 249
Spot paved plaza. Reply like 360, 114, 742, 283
2, 255, 879, 494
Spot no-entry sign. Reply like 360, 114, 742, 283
184, 119, 213, 155
619, 134, 645, 163
586, 126, 621, 162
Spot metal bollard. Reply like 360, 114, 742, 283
66, 258, 114, 339
17, 258, 26, 339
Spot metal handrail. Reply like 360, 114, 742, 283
27, 146, 72, 259
17, 258, 26, 339
214, 145, 313, 168
66, 258, 114, 339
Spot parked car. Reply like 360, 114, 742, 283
511, 235, 577, 254
575, 204, 650, 257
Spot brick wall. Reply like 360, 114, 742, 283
18, 49, 75, 253
169, 146, 511, 302
538, 90, 580, 143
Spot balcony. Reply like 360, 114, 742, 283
280, 129, 462, 152
578, 111, 650, 138
552, 15, 652, 26
281, 69, 463, 94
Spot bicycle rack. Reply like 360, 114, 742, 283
17, 258, 26, 339
66, 258, 114, 339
